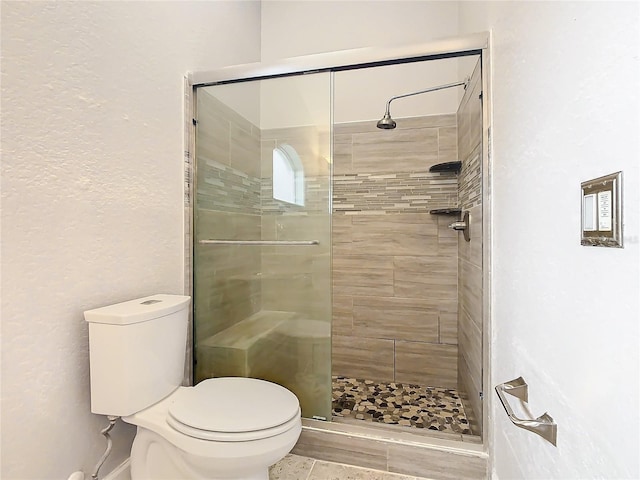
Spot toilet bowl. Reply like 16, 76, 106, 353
84, 295, 302, 480
124, 377, 302, 480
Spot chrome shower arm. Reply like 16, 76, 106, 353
384, 79, 468, 112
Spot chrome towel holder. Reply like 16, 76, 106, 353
495, 376, 557, 446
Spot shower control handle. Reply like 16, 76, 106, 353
448, 211, 470, 242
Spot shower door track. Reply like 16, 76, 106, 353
191, 33, 487, 87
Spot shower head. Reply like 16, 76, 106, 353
376, 78, 470, 130
376, 111, 396, 130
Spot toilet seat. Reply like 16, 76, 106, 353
166, 377, 301, 442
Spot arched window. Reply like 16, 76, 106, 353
272, 144, 304, 206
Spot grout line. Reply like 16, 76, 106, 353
304, 458, 316, 480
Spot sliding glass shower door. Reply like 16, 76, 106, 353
193, 73, 332, 420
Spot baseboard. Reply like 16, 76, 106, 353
102, 458, 131, 480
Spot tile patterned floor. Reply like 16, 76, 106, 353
332, 376, 472, 435
270, 454, 428, 480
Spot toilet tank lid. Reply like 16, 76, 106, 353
84, 294, 190, 325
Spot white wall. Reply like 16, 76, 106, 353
261, 1, 463, 124
0, 2, 261, 478
458, 2, 640, 479
261, 0, 459, 61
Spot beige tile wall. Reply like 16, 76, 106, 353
194, 92, 262, 383
292, 426, 488, 479
332, 116, 460, 388
260, 126, 331, 322
195, 96, 333, 415
457, 60, 484, 434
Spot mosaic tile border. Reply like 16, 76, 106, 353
333, 171, 458, 215
196, 158, 261, 215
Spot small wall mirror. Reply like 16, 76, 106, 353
581, 171, 623, 248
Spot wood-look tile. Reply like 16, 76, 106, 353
352, 296, 439, 343
395, 113, 457, 129
395, 341, 458, 388
230, 123, 260, 177
457, 61, 482, 162
262, 251, 313, 275
437, 215, 459, 256
393, 256, 457, 299
196, 108, 230, 166
332, 215, 352, 247
261, 215, 277, 241
332, 335, 394, 382
435, 298, 458, 315
350, 214, 439, 256
275, 214, 331, 254
261, 139, 276, 178
439, 312, 458, 345
462, 434, 483, 444
387, 443, 487, 479
458, 308, 482, 380
458, 205, 482, 268
332, 294, 353, 336
351, 212, 439, 229
292, 428, 388, 471
438, 126, 458, 164
334, 133, 353, 174
332, 255, 394, 297
467, 76, 483, 161
458, 304, 482, 433
333, 120, 382, 136
351, 128, 439, 173
458, 258, 482, 331
261, 244, 330, 319
457, 354, 482, 436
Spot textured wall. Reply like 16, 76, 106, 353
0, 2, 260, 478
332, 116, 460, 388
459, 2, 640, 478
456, 59, 483, 435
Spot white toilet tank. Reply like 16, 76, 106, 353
85, 294, 191, 417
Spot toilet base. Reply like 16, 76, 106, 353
129, 425, 299, 480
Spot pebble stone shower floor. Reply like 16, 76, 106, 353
332, 376, 472, 435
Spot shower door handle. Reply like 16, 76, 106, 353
495, 377, 557, 446
198, 239, 319, 246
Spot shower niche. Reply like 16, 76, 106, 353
191, 51, 486, 442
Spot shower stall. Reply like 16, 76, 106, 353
189, 43, 487, 445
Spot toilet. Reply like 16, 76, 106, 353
84, 294, 302, 480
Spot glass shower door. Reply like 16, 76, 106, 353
193, 73, 332, 420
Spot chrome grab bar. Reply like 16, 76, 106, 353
198, 240, 319, 246
495, 377, 557, 446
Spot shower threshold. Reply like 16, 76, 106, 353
331, 376, 479, 442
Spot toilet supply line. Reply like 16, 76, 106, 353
91, 415, 119, 480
